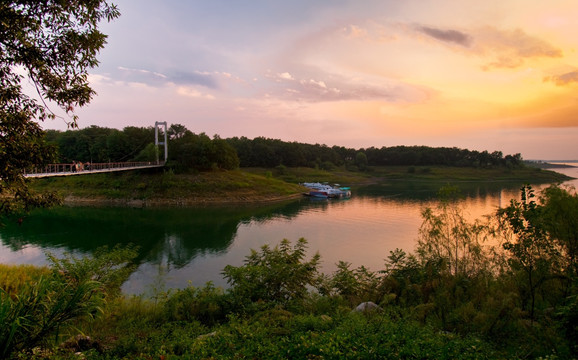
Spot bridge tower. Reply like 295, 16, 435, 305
155, 121, 168, 164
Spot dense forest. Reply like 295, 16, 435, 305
45, 124, 524, 172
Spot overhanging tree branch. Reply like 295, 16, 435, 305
0, 1, 120, 216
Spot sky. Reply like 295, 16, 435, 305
44, 0, 578, 160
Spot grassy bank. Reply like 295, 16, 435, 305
73, 297, 498, 360
29, 168, 306, 206
28, 165, 572, 206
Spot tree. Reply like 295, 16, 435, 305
540, 185, 578, 278
212, 135, 240, 170
167, 123, 189, 140
0, 1, 120, 215
355, 151, 368, 171
496, 185, 562, 322
417, 186, 492, 277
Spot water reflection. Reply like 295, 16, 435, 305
1, 170, 575, 295
0, 202, 306, 264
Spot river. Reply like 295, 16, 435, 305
1, 165, 576, 295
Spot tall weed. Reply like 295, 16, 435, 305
163, 282, 229, 326
0, 245, 138, 358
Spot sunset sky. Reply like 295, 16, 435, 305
46, 0, 578, 160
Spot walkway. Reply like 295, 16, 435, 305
24, 161, 165, 178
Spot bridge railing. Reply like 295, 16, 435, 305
25, 161, 165, 176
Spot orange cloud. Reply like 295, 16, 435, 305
412, 24, 563, 70
474, 27, 563, 70
544, 71, 578, 86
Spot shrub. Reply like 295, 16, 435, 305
163, 282, 228, 326
46, 244, 138, 299
222, 238, 320, 311
322, 261, 382, 306
320, 161, 335, 171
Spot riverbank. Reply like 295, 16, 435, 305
30, 169, 306, 207
28, 165, 573, 207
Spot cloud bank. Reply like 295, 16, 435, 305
265, 71, 428, 103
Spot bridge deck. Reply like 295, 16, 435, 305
24, 162, 165, 178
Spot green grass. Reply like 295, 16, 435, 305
248, 165, 572, 184
25, 295, 497, 360
245, 166, 372, 185
0, 264, 50, 297
365, 165, 572, 182
29, 169, 306, 205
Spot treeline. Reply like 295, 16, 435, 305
364, 146, 523, 168
44, 124, 524, 172
227, 137, 524, 169
45, 126, 155, 164
227, 136, 350, 169
44, 125, 240, 171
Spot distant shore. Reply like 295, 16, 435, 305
29, 165, 574, 208
525, 160, 577, 169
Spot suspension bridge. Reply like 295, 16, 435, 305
24, 122, 168, 179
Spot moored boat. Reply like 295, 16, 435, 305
306, 191, 329, 198
301, 182, 351, 198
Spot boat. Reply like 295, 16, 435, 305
301, 182, 351, 198
307, 191, 329, 199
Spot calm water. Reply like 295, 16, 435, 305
1, 165, 576, 295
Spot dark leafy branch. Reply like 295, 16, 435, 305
0, 1, 119, 216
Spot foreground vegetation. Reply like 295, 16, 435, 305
1, 184, 577, 359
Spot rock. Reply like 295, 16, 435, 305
353, 301, 382, 313
60, 335, 103, 353
197, 331, 217, 340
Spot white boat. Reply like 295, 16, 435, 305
301, 182, 351, 198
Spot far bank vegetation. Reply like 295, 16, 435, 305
45, 123, 527, 174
